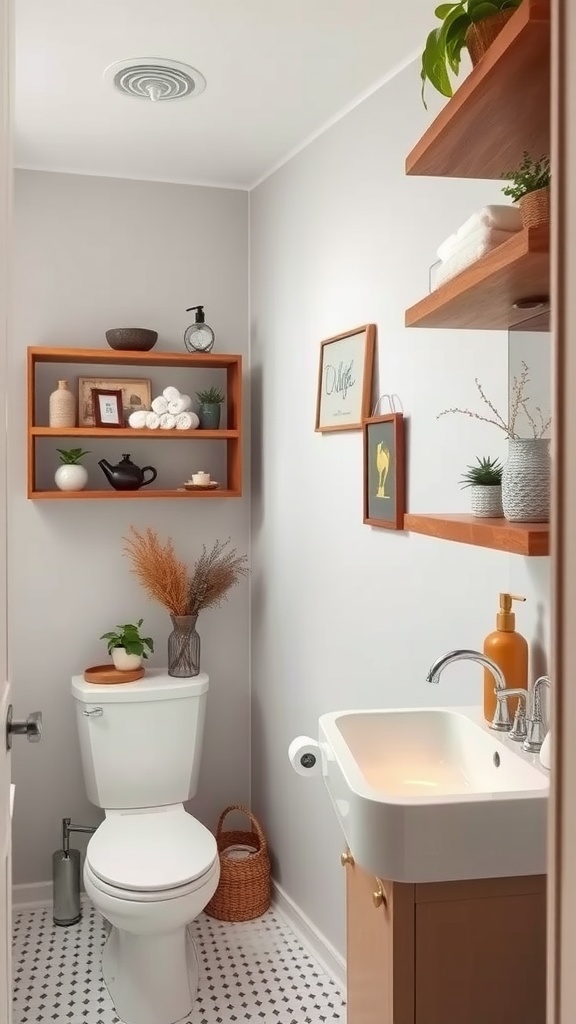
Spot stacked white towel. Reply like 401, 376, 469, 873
175, 411, 199, 430
128, 410, 148, 429
163, 386, 181, 403
129, 386, 196, 430
168, 395, 191, 416
434, 205, 523, 289
160, 413, 176, 430
145, 411, 161, 430
151, 395, 169, 415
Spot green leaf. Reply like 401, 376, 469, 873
421, 28, 453, 104
435, 3, 460, 18
124, 641, 143, 656
469, 2, 500, 22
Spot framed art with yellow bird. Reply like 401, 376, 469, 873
363, 413, 405, 529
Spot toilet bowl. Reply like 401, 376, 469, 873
84, 805, 219, 1024
71, 670, 217, 1024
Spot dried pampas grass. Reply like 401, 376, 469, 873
123, 527, 248, 617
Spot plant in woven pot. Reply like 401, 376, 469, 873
438, 361, 551, 523
124, 528, 249, 677
460, 456, 503, 518
502, 152, 551, 229
420, 0, 523, 108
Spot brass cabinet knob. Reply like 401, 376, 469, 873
340, 849, 355, 867
372, 881, 387, 909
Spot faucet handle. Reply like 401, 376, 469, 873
522, 676, 551, 753
496, 688, 529, 742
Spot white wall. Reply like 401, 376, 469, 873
250, 61, 550, 955
10, 170, 250, 886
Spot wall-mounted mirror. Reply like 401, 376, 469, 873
508, 311, 551, 440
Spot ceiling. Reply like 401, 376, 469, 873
14, 0, 431, 189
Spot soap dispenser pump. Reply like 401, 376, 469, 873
483, 593, 528, 724
184, 305, 215, 353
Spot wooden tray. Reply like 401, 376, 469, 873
83, 664, 145, 685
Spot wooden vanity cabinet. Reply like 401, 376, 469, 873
345, 861, 546, 1024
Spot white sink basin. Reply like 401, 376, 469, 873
319, 706, 548, 883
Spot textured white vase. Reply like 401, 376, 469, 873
54, 464, 88, 492
470, 485, 503, 518
111, 648, 143, 671
502, 438, 550, 523
49, 379, 76, 427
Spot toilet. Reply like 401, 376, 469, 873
72, 669, 220, 1024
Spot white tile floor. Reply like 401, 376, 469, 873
13, 904, 345, 1024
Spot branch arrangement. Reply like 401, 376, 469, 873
437, 361, 551, 440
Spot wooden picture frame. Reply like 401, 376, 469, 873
315, 324, 376, 432
78, 377, 151, 427
363, 413, 405, 530
93, 388, 123, 428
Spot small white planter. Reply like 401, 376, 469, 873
111, 647, 143, 671
54, 464, 88, 492
470, 485, 503, 518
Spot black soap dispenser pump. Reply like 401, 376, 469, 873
184, 305, 215, 353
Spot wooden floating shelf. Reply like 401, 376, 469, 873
31, 427, 239, 440
27, 347, 241, 368
404, 513, 549, 556
406, 0, 550, 179
405, 227, 549, 330
29, 489, 240, 500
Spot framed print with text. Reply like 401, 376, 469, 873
315, 324, 375, 432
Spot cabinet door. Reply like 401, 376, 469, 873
346, 862, 394, 1024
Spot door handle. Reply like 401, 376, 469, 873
6, 705, 42, 750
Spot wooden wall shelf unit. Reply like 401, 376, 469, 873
406, 0, 550, 180
404, 513, 549, 557
27, 347, 243, 500
405, 226, 549, 330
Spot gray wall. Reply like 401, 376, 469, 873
250, 61, 550, 956
10, 171, 250, 886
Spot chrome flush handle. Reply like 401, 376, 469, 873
82, 707, 104, 718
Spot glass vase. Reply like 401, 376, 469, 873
168, 614, 200, 678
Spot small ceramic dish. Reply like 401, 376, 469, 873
183, 480, 220, 491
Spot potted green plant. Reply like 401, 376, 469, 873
196, 386, 225, 430
460, 456, 503, 518
54, 448, 90, 492
502, 152, 551, 229
420, 0, 522, 107
100, 619, 154, 672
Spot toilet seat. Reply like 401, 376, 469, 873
85, 856, 219, 904
86, 805, 218, 894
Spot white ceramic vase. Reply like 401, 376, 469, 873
54, 464, 88, 492
111, 648, 143, 671
470, 485, 503, 518
502, 438, 551, 523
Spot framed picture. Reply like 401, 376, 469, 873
315, 324, 376, 433
363, 414, 405, 530
93, 389, 123, 428
78, 377, 151, 427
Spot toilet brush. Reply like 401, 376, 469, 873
52, 818, 96, 926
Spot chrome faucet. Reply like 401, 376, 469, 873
522, 675, 551, 753
495, 688, 529, 742
426, 649, 511, 731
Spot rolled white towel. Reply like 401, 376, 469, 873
175, 411, 199, 430
168, 397, 188, 416
146, 411, 160, 430
128, 410, 148, 429
159, 413, 176, 430
162, 386, 181, 403
151, 395, 169, 415
180, 394, 192, 411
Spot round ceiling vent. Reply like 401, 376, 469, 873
105, 58, 206, 102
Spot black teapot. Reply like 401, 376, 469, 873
98, 454, 157, 490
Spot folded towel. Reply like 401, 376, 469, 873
438, 224, 516, 265
175, 411, 198, 430
151, 395, 168, 415
435, 229, 515, 289
159, 413, 176, 430
145, 411, 160, 430
128, 410, 148, 429
168, 397, 188, 416
162, 386, 181, 403
437, 205, 522, 262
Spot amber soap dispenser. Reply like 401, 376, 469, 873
483, 593, 528, 723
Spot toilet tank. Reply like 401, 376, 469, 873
71, 670, 209, 809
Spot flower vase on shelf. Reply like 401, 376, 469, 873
168, 614, 200, 678
49, 379, 76, 428
502, 438, 551, 523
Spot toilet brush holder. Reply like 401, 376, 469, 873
52, 818, 96, 926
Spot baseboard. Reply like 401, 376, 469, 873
13, 881, 90, 912
271, 880, 346, 994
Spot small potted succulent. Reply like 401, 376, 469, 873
420, 0, 523, 107
196, 386, 225, 430
460, 456, 504, 518
502, 152, 551, 229
100, 619, 154, 671
55, 448, 90, 492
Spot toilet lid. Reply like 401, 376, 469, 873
86, 807, 217, 892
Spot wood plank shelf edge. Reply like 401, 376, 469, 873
404, 513, 549, 556
28, 489, 241, 500
31, 427, 239, 439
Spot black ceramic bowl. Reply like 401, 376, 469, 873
105, 328, 158, 352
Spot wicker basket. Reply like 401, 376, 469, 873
465, 10, 515, 66
205, 805, 271, 922
519, 188, 550, 229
